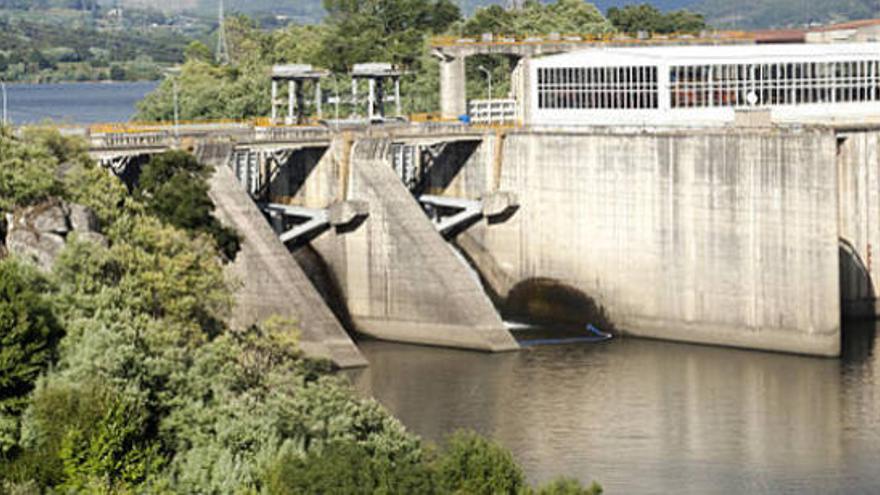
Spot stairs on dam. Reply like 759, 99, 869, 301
197, 142, 368, 368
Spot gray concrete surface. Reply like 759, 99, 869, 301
451, 129, 841, 356
302, 138, 518, 352
197, 142, 368, 368
837, 131, 880, 319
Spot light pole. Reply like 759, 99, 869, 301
478, 65, 492, 123
331, 75, 340, 130
1, 80, 7, 126
164, 68, 181, 138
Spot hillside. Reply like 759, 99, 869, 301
693, 0, 880, 28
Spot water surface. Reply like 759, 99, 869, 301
3, 81, 158, 124
352, 323, 880, 494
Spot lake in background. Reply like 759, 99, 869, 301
4, 81, 158, 124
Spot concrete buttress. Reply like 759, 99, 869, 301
309, 138, 518, 352
197, 142, 368, 368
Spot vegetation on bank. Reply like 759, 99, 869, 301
0, 127, 602, 493
0, 14, 190, 82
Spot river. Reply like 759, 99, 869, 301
2, 81, 158, 124
10, 81, 880, 494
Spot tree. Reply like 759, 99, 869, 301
183, 40, 213, 64
0, 258, 63, 455
0, 128, 62, 212
109, 64, 126, 81
437, 430, 526, 495
607, 4, 706, 35
135, 151, 241, 261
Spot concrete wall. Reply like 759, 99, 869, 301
301, 138, 518, 352
837, 131, 880, 319
198, 143, 368, 368
455, 129, 841, 356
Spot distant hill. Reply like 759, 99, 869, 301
6, 0, 879, 29
692, 0, 880, 29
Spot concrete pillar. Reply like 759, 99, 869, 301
288, 80, 295, 124
368, 79, 376, 120
315, 81, 322, 119
271, 79, 278, 122
375, 79, 384, 120
394, 77, 401, 117
351, 79, 358, 118
440, 54, 467, 119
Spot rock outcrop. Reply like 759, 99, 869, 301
2, 199, 106, 270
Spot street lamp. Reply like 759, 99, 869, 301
330, 75, 340, 130
478, 65, 493, 124
164, 68, 181, 139
478, 65, 492, 101
1, 80, 8, 126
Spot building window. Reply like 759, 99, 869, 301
537, 66, 658, 110
669, 60, 880, 109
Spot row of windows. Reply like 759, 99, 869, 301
669, 61, 880, 108
537, 66, 659, 109
536, 60, 880, 111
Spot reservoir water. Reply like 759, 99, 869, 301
3, 81, 158, 124
10, 82, 880, 493
352, 322, 880, 494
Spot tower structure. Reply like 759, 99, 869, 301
216, 0, 231, 65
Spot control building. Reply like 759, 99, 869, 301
517, 43, 880, 126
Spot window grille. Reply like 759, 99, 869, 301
668, 60, 880, 109
537, 66, 659, 110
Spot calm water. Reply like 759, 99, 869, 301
351, 322, 880, 494
3, 81, 158, 124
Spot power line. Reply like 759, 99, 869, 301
216, 0, 231, 65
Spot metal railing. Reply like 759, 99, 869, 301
469, 99, 518, 125
431, 30, 755, 47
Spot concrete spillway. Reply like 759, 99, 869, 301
198, 142, 368, 368
300, 138, 518, 352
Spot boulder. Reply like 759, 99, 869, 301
29, 201, 70, 235
68, 204, 99, 233
2, 200, 103, 270
6, 228, 66, 271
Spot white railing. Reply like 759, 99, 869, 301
469, 99, 518, 125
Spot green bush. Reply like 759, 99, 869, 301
534, 478, 603, 495
264, 442, 436, 495
136, 151, 241, 260
0, 258, 63, 455
0, 128, 62, 211
437, 430, 526, 495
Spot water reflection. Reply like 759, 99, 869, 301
351, 323, 880, 494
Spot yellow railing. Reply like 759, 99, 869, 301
409, 112, 459, 124
89, 117, 328, 135
431, 30, 755, 47
88, 113, 518, 136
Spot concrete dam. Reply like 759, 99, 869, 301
89, 121, 880, 366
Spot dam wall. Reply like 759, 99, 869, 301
198, 142, 368, 368
277, 137, 517, 352
453, 129, 841, 356
837, 131, 880, 319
